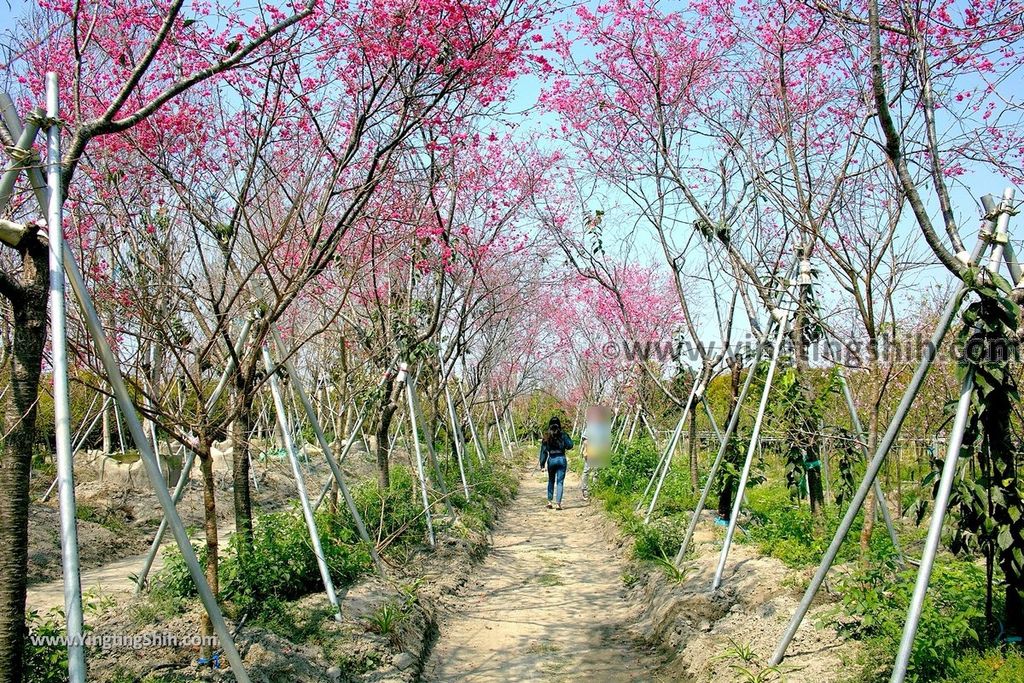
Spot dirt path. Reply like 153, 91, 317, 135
423, 469, 664, 682
27, 520, 236, 615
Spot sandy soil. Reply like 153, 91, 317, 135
422, 469, 667, 682
27, 443, 384, 611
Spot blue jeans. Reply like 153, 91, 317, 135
546, 455, 567, 503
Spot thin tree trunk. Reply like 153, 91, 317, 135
199, 451, 219, 655
376, 377, 399, 489
688, 401, 699, 492
717, 361, 743, 520
0, 243, 49, 683
102, 400, 112, 454
859, 405, 881, 555
231, 385, 254, 554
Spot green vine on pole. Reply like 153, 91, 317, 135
941, 266, 1024, 639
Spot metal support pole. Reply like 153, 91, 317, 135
64, 250, 250, 682
270, 331, 385, 575
400, 364, 435, 546
135, 449, 196, 593
983, 190, 1021, 284
890, 371, 975, 682
769, 232, 990, 667
506, 401, 519, 443
674, 324, 773, 564
44, 74, 85, 683
891, 204, 1012, 679
611, 406, 627, 451
72, 396, 107, 455
640, 411, 658, 444
713, 304, 792, 590
445, 385, 471, 500
70, 393, 100, 449
0, 108, 42, 214
41, 396, 109, 503
837, 369, 904, 564
262, 347, 343, 620
626, 407, 639, 443
644, 379, 702, 523
703, 398, 723, 445
313, 398, 371, 511
490, 394, 511, 459
208, 318, 253, 409
135, 318, 256, 593
113, 404, 126, 454
408, 371, 456, 518
460, 389, 487, 465
635, 413, 684, 512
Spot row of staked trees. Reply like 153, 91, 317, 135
1, 0, 1023, 679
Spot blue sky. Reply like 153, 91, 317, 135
2, 0, 1020, 356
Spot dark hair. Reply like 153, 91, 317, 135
543, 416, 563, 448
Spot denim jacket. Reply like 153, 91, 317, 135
539, 433, 574, 468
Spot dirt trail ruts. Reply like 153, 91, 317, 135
422, 469, 665, 682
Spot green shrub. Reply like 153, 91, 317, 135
940, 648, 1024, 683
152, 508, 371, 618
25, 596, 111, 683
219, 508, 370, 613
151, 542, 206, 600
25, 609, 68, 683
833, 558, 990, 681
633, 516, 687, 563
738, 483, 897, 568
352, 465, 427, 547
740, 486, 827, 567
653, 470, 697, 515
599, 437, 661, 494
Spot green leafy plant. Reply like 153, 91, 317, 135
633, 516, 687, 563
831, 428, 859, 509
363, 602, 406, 647
151, 507, 371, 619
939, 647, 1024, 682
398, 578, 423, 610
219, 507, 370, 614
832, 558, 989, 681
24, 609, 68, 683
353, 465, 428, 550
940, 270, 1024, 640
652, 552, 691, 583
712, 638, 783, 682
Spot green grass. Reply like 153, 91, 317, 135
588, 437, 1010, 682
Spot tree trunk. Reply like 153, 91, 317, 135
102, 400, 112, 454
717, 360, 744, 520
791, 296, 825, 518
376, 379, 399, 489
0, 243, 49, 683
859, 408, 880, 555
807, 458, 824, 517
688, 401, 699, 492
274, 418, 285, 450
230, 385, 254, 554
199, 451, 219, 655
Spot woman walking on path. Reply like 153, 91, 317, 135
539, 417, 573, 509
